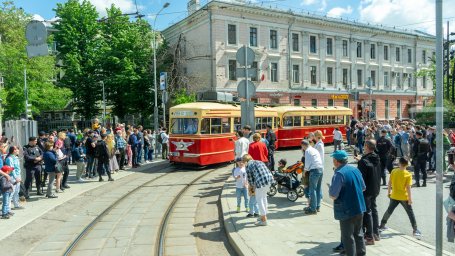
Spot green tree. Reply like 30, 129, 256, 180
0, 1, 72, 119
415, 99, 455, 126
171, 89, 196, 105
54, 0, 102, 119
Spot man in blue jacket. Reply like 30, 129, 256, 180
329, 150, 366, 256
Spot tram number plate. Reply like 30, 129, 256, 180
174, 111, 194, 117
170, 152, 180, 157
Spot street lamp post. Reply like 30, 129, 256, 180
152, 2, 170, 159
101, 81, 106, 127
366, 77, 372, 121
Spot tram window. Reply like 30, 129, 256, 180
201, 118, 210, 134
276, 117, 281, 128
293, 116, 302, 126
211, 118, 222, 134
335, 116, 344, 124
304, 116, 311, 126
234, 117, 241, 131
283, 116, 293, 127
171, 118, 199, 135
328, 116, 336, 124
310, 116, 318, 125
221, 117, 231, 133
255, 117, 262, 130
318, 116, 326, 125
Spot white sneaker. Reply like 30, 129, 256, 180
77, 178, 85, 183
254, 221, 267, 226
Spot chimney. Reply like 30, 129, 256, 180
187, 0, 200, 15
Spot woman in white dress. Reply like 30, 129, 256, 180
107, 134, 119, 173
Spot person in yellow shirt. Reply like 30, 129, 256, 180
379, 157, 422, 239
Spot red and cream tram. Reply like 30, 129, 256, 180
168, 102, 277, 166
274, 106, 352, 148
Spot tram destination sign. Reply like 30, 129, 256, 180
173, 111, 195, 117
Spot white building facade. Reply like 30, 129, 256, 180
163, 0, 435, 120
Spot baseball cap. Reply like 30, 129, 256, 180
1, 165, 14, 173
331, 150, 349, 160
235, 157, 243, 162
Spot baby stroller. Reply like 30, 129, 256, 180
267, 162, 305, 202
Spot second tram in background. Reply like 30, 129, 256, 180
168, 102, 352, 166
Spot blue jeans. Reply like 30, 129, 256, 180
357, 142, 364, 155
86, 155, 95, 177
236, 187, 248, 208
2, 191, 11, 215
148, 149, 154, 161
248, 195, 259, 214
144, 147, 149, 161
309, 169, 323, 211
137, 145, 143, 163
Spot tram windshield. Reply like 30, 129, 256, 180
171, 118, 199, 134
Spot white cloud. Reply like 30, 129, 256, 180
359, 0, 455, 35
318, 0, 327, 11
86, 0, 137, 16
301, 0, 317, 5
327, 6, 353, 18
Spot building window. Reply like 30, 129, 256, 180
293, 99, 300, 106
396, 73, 401, 89
251, 61, 258, 81
407, 49, 412, 63
342, 40, 348, 57
357, 69, 363, 87
228, 60, 236, 80
342, 68, 348, 86
310, 35, 317, 53
250, 27, 257, 47
422, 75, 427, 88
422, 50, 427, 64
371, 70, 376, 87
292, 33, 299, 52
327, 67, 333, 85
328, 99, 334, 106
370, 44, 376, 59
396, 47, 400, 62
385, 100, 389, 120
310, 66, 317, 85
343, 99, 349, 108
384, 45, 389, 61
270, 30, 277, 49
311, 99, 317, 107
397, 100, 401, 119
271, 62, 278, 82
228, 24, 236, 45
407, 73, 412, 87
327, 38, 333, 55
292, 64, 300, 83
356, 42, 362, 58
372, 100, 376, 113
384, 71, 389, 88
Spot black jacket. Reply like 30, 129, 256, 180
23, 144, 43, 169
376, 136, 393, 158
358, 152, 381, 197
95, 140, 109, 163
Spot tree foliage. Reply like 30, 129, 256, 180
0, 1, 72, 120
415, 99, 455, 126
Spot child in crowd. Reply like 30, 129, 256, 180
379, 157, 422, 239
277, 159, 287, 173
72, 141, 86, 183
233, 157, 249, 213
1, 165, 15, 219
246, 184, 259, 218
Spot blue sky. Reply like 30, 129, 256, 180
11, 0, 455, 33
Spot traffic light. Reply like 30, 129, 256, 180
26, 103, 32, 119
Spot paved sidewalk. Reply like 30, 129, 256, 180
221, 177, 455, 256
0, 159, 167, 241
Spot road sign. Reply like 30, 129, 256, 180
236, 68, 257, 78
160, 72, 167, 90
240, 101, 255, 131
26, 21, 47, 45
236, 46, 255, 67
237, 80, 256, 99
162, 91, 169, 104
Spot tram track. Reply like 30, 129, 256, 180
62, 165, 176, 256
62, 165, 225, 256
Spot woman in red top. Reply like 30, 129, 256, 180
248, 133, 269, 163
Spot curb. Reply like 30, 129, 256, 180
221, 177, 257, 256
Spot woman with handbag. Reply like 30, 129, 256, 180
43, 142, 58, 198
54, 143, 66, 193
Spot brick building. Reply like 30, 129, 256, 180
162, 0, 435, 120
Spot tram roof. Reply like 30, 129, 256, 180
170, 102, 277, 112
274, 106, 352, 115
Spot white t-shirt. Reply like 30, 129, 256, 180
233, 167, 247, 188
333, 130, 343, 140
235, 137, 249, 158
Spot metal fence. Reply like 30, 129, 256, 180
37, 120, 93, 132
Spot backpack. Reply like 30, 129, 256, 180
417, 138, 430, 156
157, 132, 163, 144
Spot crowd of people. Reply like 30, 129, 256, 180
232, 117, 455, 256
0, 122, 171, 219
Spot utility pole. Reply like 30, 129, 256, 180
435, 0, 443, 255
446, 21, 450, 101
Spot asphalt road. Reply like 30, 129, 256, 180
275, 145, 455, 253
